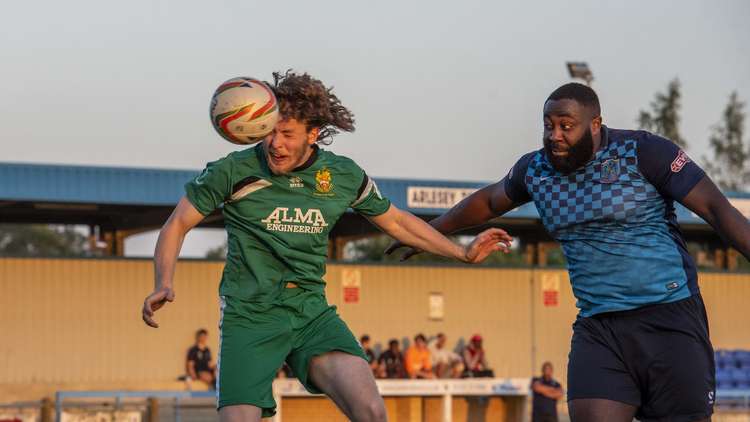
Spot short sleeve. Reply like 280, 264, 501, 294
184, 157, 233, 216
186, 347, 197, 361
637, 133, 705, 200
503, 151, 536, 204
351, 170, 391, 217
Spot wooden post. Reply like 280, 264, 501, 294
727, 248, 739, 271
147, 397, 159, 422
714, 248, 726, 269
40, 397, 54, 422
538, 243, 548, 267
524, 243, 538, 266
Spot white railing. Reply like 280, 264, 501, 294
272, 377, 529, 422
55, 378, 530, 422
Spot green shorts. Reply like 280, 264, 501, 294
216, 287, 366, 417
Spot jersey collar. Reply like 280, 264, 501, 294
293, 144, 320, 172
598, 125, 610, 152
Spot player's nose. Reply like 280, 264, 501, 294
549, 127, 565, 143
267, 131, 283, 150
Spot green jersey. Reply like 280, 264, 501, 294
185, 144, 390, 302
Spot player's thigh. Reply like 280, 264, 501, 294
567, 317, 640, 407
217, 297, 292, 416
286, 304, 368, 392
219, 404, 262, 422
288, 306, 384, 420
623, 295, 715, 421
638, 314, 715, 420
308, 350, 386, 422
568, 398, 637, 422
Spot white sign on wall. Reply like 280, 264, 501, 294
429, 292, 444, 320
407, 187, 478, 209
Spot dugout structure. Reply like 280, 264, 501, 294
1, 162, 748, 267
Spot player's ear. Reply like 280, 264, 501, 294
307, 127, 320, 145
591, 115, 602, 135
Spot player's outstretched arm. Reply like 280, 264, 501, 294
681, 176, 750, 259
385, 178, 520, 260
368, 204, 513, 264
142, 196, 205, 328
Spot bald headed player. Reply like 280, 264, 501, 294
141, 71, 511, 422
388, 83, 750, 422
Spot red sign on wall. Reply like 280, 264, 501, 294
543, 290, 559, 307
343, 286, 360, 304
342, 269, 361, 304
542, 274, 560, 307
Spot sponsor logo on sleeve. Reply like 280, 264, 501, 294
671, 150, 692, 173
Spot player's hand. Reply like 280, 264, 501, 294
142, 286, 175, 328
462, 228, 513, 264
384, 240, 423, 261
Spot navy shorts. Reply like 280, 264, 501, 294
567, 294, 715, 422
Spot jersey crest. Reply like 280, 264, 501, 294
315, 167, 334, 195
600, 159, 620, 183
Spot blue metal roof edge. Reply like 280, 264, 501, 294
1, 162, 747, 226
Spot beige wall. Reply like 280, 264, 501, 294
0, 257, 222, 384
325, 265, 534, 379
1, 258, 749, 395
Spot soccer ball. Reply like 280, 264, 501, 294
209, 77, 279, 145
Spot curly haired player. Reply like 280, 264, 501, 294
141, 71, 512, 422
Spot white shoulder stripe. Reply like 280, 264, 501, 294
351, 177, 381, 207
229, 179, 272, 202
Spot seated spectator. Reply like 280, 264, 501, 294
429, 333, 464, 378
186, 328, 216, 389
377, 339, 407, 379
405, 333, 435, 379
360, 334, 379, 376
463, 334, 494, 377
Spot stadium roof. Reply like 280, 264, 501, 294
1, 161, 748, 241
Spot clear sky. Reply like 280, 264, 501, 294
2, 0, 748, 256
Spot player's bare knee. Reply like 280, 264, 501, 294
352, 397, 387, 422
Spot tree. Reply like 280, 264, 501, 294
0, 224, 89, 257
343, 234, 526, 266
638, 78, 687, 147
205, 244, 227, 260
703, 92, 749, 191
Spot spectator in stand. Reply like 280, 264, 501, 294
405, 333, 435, 379
430, 333, 464, 378
531, 362, 564, 422
463, 334, 493, 377
186, 328, 217, 389
360, 334, 379, 376
377, 339, 407, 379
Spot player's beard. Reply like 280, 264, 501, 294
544, 128, 595, 174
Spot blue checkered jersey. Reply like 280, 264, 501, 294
505, 126, 705, 316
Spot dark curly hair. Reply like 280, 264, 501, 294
271, 70, 355, 145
